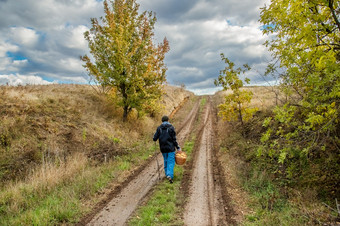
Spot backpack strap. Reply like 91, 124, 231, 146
159, 127, 169, 134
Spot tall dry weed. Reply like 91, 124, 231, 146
0, 152, 87, 214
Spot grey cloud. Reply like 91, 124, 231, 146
0, 0, 100, 82
0, 0, 103, 29
140, 0, 266, 25
0, 0, 272, 94
153, 9, 271, 90
139, 0, 198, 21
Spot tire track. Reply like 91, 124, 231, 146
183, 97, 229, 226
85, 98, 201, 226
176, 99, 200, 143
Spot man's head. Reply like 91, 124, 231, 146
161, 115, 169, 122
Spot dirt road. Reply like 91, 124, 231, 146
86, 99, 201, 225
84, 96, 236, 225
183, 97, 233, 225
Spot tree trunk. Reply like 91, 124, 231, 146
123, 105, 129, 122
120, 81, 129, 122
238, 102, 243, 125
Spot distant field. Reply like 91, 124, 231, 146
215, 86, 283, 110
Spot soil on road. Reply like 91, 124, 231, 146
85, 98, 201, 225
183, 97, 236, 225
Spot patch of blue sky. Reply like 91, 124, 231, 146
40, 76, 56, 83
226, 19, 237, 26
35, 76, 70, 84
225, 19, 247, 28
259, 24, 275, 31
56, 79, 87, 84
6, 51, 27, 61
37, 30, 46, 40
64, 22, 73, 28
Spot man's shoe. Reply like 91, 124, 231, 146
167, 176, 173, 184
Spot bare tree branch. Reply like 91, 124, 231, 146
329, 0, 340, 31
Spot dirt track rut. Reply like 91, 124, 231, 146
183, 97, 228, 225
86, 99, 200, 225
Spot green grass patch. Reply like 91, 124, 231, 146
242, 170, 306, 225
182, 140, 194, 161
219, 128, 308, 225
200, 97, 207, 112
0, 143, 157, 225
129, 140, 195, 226
128, 169, 184, 226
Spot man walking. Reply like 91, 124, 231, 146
153, 115, 181, 183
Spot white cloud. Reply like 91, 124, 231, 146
154, 16, 270, 92
63, 25, 89, 50
0, 40, 19, 57
12, 59, 28, 67
137, 0, 273, 93
52, 75, 88, 84
6, 59, 28, 72
0, 38, 28, 71
0, 0, 103, 30
0, 0, 106, 85
10, 27, 39, 47
243, 44, 267, 58
0, 0, 273, 94
190, 87, 222, 95
0, 73, 54, 85
0, 57, 12, 71
58, 57, 84, 72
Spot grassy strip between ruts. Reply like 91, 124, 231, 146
0, 142, 157, 225
128, 140, 195, 226
199, 97, 207, 113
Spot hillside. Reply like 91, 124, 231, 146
0, 84, 194, 224
0, 84, 193, 183
1, 85, 337, 225
214, 86, 339, 225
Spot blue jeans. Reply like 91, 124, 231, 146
162, 152, 175, 179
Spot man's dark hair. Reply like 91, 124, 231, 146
162, 115, 169, 122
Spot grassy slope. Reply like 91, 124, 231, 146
0, 84, 193, 225
214, 87, 338, 225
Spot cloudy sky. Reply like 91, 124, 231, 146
0, 0, 272, 94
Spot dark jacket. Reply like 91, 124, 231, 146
153, 122, 180, 153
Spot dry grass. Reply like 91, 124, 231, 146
0, 83, 193, 224
289, 189, 339, 224
215, 86, 284, 111
214, 116, 252, 224
245, 86, 282, 109
1, 153, 87, 214
218, 149, 252, 223
162, 85, 194, 115
0, 84, 192, 184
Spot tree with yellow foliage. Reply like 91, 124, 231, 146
81, 0, 169, 121
258, 0, 339, 194
215, 54, 258, 125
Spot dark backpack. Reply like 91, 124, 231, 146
158, 126, 175, 152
